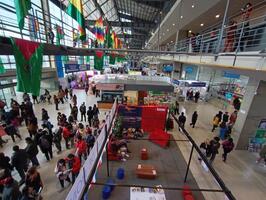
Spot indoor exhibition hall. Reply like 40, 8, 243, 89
0, 0, 266, 200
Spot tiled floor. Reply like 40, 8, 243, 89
1, 92, 266, 200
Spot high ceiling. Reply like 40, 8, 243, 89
83, 0, 176, 49
54, 0, 175, 49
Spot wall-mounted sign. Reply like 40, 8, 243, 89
96, 83, 124, 91
162, 65, 173, 73
65, 64, 90, 74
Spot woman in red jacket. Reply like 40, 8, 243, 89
66, 153, 81, 184
63, 124, 72, 149
75, 135, 87, 162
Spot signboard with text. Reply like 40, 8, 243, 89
65, 64, 90, 74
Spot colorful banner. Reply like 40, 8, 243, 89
55, 55, 64, 78
118, 105, 142, 128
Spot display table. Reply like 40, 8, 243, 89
136, 164, 157, 179
130, 186, 166, 200
141, 148, 148, 160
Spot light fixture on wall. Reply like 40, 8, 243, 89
191, 4, 194, 8
215, 14, 220, 18
180, 15, 183, 19
200, 23, 204, 27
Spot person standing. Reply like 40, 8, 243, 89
178, 112, 186, 131
194, 91, 200, 103
229, 110, 238, 126
69, 88, 73, 100
25, 167, 43, 196
66, 154, 81, 184
48, 27, 54, 44
65, 88, 69, 100
58, 89, 65, 104
63, 124, 72, 149
53, 127, 62, 153
72, 94, 77, 106
85, 129, 95, 155
209, 137, 221, 164
223, 21, 237, 52
41, 108, 49, 122
85, 84, 89, 95
222, 112, 229, 123
11, 145, 29, 183
222, 138, 234, 162
27, 117, 38, 138
0, 153, 13, 172
190, 111, 198, 128
87, 106, 94, 127
54, 95, 59, 111
1, 176, 21, 200
75, 135, 87, 162
92, 104, 99, 119
38, 130, 53, 161
212, 112, 222, 132
79, 102, 86, 122
219, 122, 228, 140
174, 101, 179, 115
70, 104, 78, 121
25, 137, 39, 167
54, 159, 71, 189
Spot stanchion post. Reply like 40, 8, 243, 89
184, 144, 194, 183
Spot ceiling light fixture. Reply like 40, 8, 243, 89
215, 14, 220, 18
167, 29, 169, 31
171, 40, 173, 43
173, 23, 175, 26
191, 4, 194, 8
180, 15, 183, 19
189, 30, 192, 33
200, 23, 204, 27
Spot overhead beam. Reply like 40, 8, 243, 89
113, 0, 125, 41
117, 34, 146, 39
85, 20, 155, 29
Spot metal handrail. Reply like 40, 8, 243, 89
175, 12, 266, 54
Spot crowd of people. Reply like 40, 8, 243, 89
0, 85, 105, 199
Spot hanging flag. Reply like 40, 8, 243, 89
111, 31, 115, 48
14, 0, 32, 30
95, 17, 104, 47
66, 0, 86, 41
94, 51, 104, 70
105, 26, 113, 48
28, 15, 39, 40
114, 32, 118, 49
55, 25, 64, 45
0, 57, 6, 74
109, 53, 116, 65
10, 38, 44, 96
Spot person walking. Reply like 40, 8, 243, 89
11, 145, 29, 183
85, 84, 89, 95
63, 124, 72, 149
38, 130, 53, 161
32, 95, 39, 104
0, 152, 13, 172
54, 95, 59, 111
3, 122, 22, 142
58, 89, 65, 104
54, 159, 71, 189
25, 137, 39, 167
69, 88, 73, 100
85, 130, 95, 155
87, 106, 94, 127
178, 112, 186, 131
41, 108, 49, 122
209, 137, 221, 164
79, 102, 86, 122
222, 112, 229, 123
222, 138, 234, 162
66, 154, 81, 184
256, 145, 266, 166
92, 104, 99, 119
190, 111, 198, 128
1, 176, 21, 200
212, 112, 221, 132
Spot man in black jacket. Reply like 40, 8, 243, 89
87, 106, 94, 127
11, 146, 29, 182
25, 137, 39, 167
79, 102, 86, 122
178, 112, 187, 131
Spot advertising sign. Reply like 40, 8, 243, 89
118, 105, 142, 128
223, 71, 240, 79
65, 64, 90, 74
130, 186, 166, 200
96, 83, 124, 91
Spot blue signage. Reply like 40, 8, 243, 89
189, 82, 206, 87
65, 64, 90, 74
163, 65, 173, 72
55, 55, 64, 78
185, 67, 194, 74
172, 79, 179, 85
223, 71, 240, 79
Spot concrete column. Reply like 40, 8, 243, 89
234, 79, 266, 150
